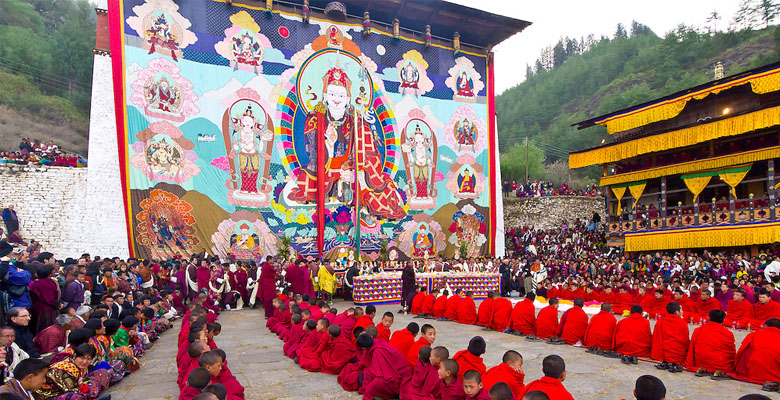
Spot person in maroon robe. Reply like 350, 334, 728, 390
298, 319, 329, 372
320, 325, 356, 374
229, 265, 249, 305
283, 314, 304, 358
196, 261, 211, 293
357, 333, 412, 400
258, 256, 277, 318
551, 298, 588, 345
29, 265, 60, 334
651, 302, 690, 373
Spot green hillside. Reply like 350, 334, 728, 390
0, 0, 95, 155
497, 21, 780, 186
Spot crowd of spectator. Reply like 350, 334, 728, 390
0, 138, 87, 168
503, 180, 602, 198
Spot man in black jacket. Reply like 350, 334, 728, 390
8, 307, 39, 358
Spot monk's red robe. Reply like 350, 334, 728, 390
432, 295, 448, 318
177, 355, 199, 389
406, 336, 432, 368
584, 310, 617, 350
467, 388, 490, 400
694, 297, 723, 323
612, 293, 633, 315
452, 350, 486, 381
723, 299, 754, 329
389, 328, 416, 358
265, 309, 279, 329
179, 386, 201, 400
176, 339, 190, 367
677, 297, 697, 322
401, 361, 442, 400
651, 314, 690, 364
732, 326, 780, 384
441, 377, 466, 400
749, 300, 780, 329
355, 316, 374, 331
647, 297, 671, 319
178, 321, 191, 346
211, 367, 245, 400
456, 297, 478, 325
490, 298, 512, 332
321, 334, 356, 375
270, 309, 291, 335
535, 305, 559, 339
421, 294, 436, 314
547, 287, 560, 300
283, 323, 304, 358
338, 347, 368, 391
476, 297, 495, 327
522, 376, 574, 400
298, 330, 327, 372
309, 305, 324, 322
360, 340, 413, 400
411, 292, 426, 314
584, 291, 599, 303
613, 313, 652, 357
600, 292, 616, 304
510, 298, 536, 335
339, 315, 356, 340
684, 321, 735, 373
556, 306, 588, 345
444, 295, 462, 321
482, 362, 525, 397
376, 323, 391, 342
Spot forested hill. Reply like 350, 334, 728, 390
497, 21, 780, 185
0, 0, 95, 155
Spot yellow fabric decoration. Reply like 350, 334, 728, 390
682, 175, 711, 203
612, 186, 627, 216
629, 182, 646, 209
625, 222, 780, 252
595, 67, 780, 134
599, 146, 780, 186
720, 166, 751, 198
570, 106, 780, 168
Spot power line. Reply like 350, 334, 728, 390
0, 57, 91, 92
0, 56, 92, 90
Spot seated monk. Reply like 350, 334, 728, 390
270, 303, 291, 335
321, 325, 355, 375
200, 350, 245, 400
357, 333, 413, 400
731, 318, 780, 389
672, 290, 697, 323
421, 292, 436, 317
411, 288, 426, 315
482, 350, 525, 397
179, 341, 209, 389
476, 292, 496, 327
490, 296, 513, 332
337, 326, 368, 392
612, 286, 634, 316
632, 375, 667, 400
376, 312, 394, 342
508, 292, 537, 335
452, 336, 487, 381
407, 324, 436, 368
584, 303, 617, 351
180, 367, 210, 400
439, 359, 467, 400
723, 289, 754, 329
462, 370, 490, 400
432, 291, 449, 319
456, 292, 478, 325
748, 289, 780, 330
532, 298, 559, 340
355, 305, 376, 331
693, 290, 722, 324
443, 290, 463, 321
338, 309, 356, 340
684, 309, 735, 378
298, 319, 329, 372
614, 305, 652, 364
265, 298, 282, 329
282, 314, 304, 358
651, 302, 690, 373
647, 290, 670, 320
401, 345, 448, 399
521, 355, 574, 400
286, 317, 313, 359
553, 298, 588, 345
390, 322, 419, 357
599, 286, 616, 304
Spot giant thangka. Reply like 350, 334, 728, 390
107, 0, 500, 260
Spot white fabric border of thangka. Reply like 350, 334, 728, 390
508, 297, 603, 315
493, 113, 506, 258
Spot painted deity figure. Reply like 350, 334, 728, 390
146, 139, 181, 178
458, 169, 475, 194
456, 118, 475, 145
289, 65, 405, 221
412, 224, 435, 258
231, 105, 273, 195
229, 223, 260, 261
399, 62, 420, 95
231, 33, 263, 73
456, 71, 474, 97
147, 77, 179, 113
150, 214, 188, 250
402, 124, 432, 199
144, 13, 180, 60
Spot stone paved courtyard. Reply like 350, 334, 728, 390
107, 300, 780, 400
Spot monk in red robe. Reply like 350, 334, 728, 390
613, 305, 652, 364
476, 293, 496, 327
647, 289, 671, 320
651, 302, 690, 372
432, 292, 449, 319
673, 290, 697, 323
376, 312, 394, 342
456, 292, 478, 325
270, 304, 291, 335
490, 297, 512, 332
358, 333, 413, 400
694, 290, 722, 324
443, 290, 463, 321
283, 314, 304, 358
439, 360, 467, 400
411, 289, 426, 315
684, 309, 735, 377
200, 351, 245, 400
482, 350, 524, 397
522, 355, 574, 400
401, 346, 448, 399
320, 325, 356, 375
407, 324, 436, 368
584, 303, 617, 351
732, 318, 780, 387
553, 298, 588, 345
462, 370, 489, 400
298, 319, 328, 372
421, 292, 436, 316
338, 309, 356, 340
533, 298, 559, 340
723, 289, 754, 329
338, 345, 369, 392
509, 292, 537, 335
452, 336, 486, 381
390, 322, 419, 357
612, 286, 634, 316
599, 286, 616, 304
748, 289, 780, 329
355, 305, 376, 331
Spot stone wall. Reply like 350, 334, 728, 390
503, 195, 605, 230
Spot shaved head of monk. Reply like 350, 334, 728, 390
634, 374, 666, 400
488, 381, 512, 400
523, 391, 550, 400
542, 354, 566, 381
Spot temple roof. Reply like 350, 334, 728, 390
307, 0, 531, 49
